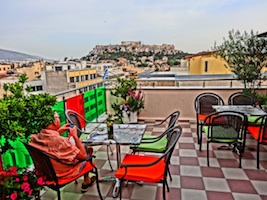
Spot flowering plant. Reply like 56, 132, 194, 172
120, 90, 145, 116
0, 166, 46, 200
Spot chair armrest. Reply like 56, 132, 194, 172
43, 151, 95, 166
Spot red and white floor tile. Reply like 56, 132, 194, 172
41, 120, 267, 200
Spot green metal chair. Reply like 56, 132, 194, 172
228, 91, 259, 124
130, 110, 180, 184
131, 111, 180, 154
116, 126, 182, 200
194, 92, 225, 149
201, 110, 248, 168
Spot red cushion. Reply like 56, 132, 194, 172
115, 154, 166, 183
247, 126, 267, 143
46, 161, 95, 186
198, 114, 208, 121
198, 114, 226, 124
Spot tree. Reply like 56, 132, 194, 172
0, 74, 57, 153
213, 29, 267, 91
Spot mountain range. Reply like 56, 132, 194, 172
0, 48, 49, 61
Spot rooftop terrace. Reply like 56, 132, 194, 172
40, 119, 267, 200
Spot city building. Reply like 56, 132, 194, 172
184, 51, 231, 75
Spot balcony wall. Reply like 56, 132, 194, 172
106, 87, 267, 121
54, 77, 267, 122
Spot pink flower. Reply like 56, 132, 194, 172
37, 177, 45, 185
9, 171, 18, 176
15, 177, 20, 182
21, 182, 31, 192
23, 176, 28, 181
28, 189, 33, 195
9, 167, 17, 172
10, 192, 18, 200
0, 171, 8, 177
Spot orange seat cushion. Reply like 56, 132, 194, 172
198, 114, 208, 121
46, 161, 95, 186
115, 154, 166, 183
247, 126, 267, 143
198, 114, 226, 124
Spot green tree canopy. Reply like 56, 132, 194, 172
213, 29, 267, 90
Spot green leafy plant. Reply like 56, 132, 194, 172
0, 74, 57, 153
111, 77, 145, 122
0, 166, 46, 200
213, 29, 267, 91
120, 90, 145, 116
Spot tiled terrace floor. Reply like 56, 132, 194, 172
41, 119, 267, 200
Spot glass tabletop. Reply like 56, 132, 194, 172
82, 124, 147, 145
212, 105, 266, 116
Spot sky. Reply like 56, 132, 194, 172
0, 0, 266, 60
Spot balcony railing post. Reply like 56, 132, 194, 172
94, 86, 99, 122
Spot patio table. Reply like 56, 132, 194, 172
212, 105, 266, 116
82, 123, 147, 197
212, 105, 266, 151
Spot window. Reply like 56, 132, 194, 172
76, 76, 79, 82
55, 66, 63, 71
85, 75, 88, 80
36, 86, 43, 91
204, 61, 208, 72
68, 65, 71, 70
70, 77, 75, 83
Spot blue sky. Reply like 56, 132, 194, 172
0, 0, 266, 60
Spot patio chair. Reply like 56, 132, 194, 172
201, 111, 248, 168
130, 110, 180, 153
115, 125, 182, 200
65, 109, 114, 171
228, 91, 259, 124
23, 142, 103, 200
194, 92, 225, 148
130, 110, 180, 183
247, 114, 267, 169
228, 91, 257, 106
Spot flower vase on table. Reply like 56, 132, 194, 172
122, 111, 138, 124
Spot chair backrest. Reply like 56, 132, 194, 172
161, 126, 182, 166
204, 111, 247, 140
65, 109, 88, 137
228, 92, 257, 106
23, 142, 58, 185
167, 111, 180, 129
165, 111, 180, 140
194, 92, 225, 115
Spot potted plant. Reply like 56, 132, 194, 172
0, 74, 57, 164
111, 77, 144, 123
0, 166, 45, 200
120, 90, 145, 123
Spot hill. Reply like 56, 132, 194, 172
0, 48, 49, 61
